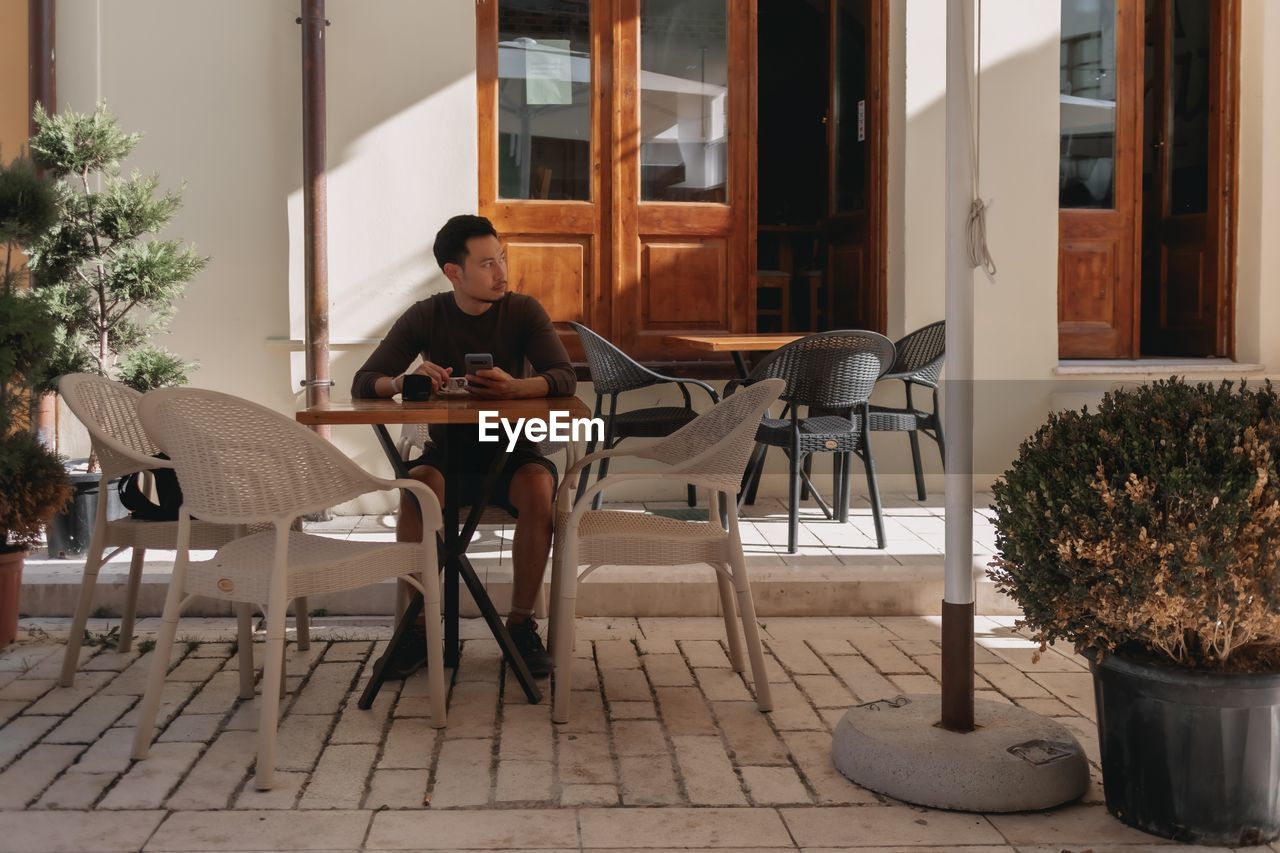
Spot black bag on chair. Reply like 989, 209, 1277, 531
117, 454, 185, 521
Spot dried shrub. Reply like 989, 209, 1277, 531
989, 378, 1280, 672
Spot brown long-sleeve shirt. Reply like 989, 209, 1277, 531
351, 290, 576, 403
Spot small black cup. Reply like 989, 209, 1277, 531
402, 373, 432, 401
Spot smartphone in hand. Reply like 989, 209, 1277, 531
464, 353, 493, 389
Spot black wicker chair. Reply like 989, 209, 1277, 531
728, 330, 896, 553
569, 322, 719, 509
868, 320, 946, 501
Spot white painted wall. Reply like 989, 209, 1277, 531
49, 0, 1280, 511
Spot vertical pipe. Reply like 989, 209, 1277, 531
300, 0, 331, 438
28, 0, 57, 451
941, 0, 975, 733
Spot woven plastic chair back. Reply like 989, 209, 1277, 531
641, 378, 784, 491
138, 387, 376, 522
569, 321, 662, 395
888, 320, 945, 383
746, 331, 895, 410
59, 373, 164, 480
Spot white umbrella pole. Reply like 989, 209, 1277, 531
941, 0, 976, 733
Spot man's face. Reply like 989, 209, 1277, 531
447, 235, 507, 303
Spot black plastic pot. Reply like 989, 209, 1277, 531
1091, 651, 1280, 845
45, 467, 126, 559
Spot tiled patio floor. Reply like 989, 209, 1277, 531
2, 616, 1271, 852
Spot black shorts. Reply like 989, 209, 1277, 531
408, 444, 558, 517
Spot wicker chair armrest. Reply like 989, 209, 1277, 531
662, 376, 719, 403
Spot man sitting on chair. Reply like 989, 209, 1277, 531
352, 214, 576, 677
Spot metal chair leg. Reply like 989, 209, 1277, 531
837, 452, 852, 524
908, 429, 927, 500
860, 443, 887, 550
787, 445, 801, 554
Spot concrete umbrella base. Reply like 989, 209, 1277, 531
831, 694, 1090, 812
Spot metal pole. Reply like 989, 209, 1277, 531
299, 0, 331, 439
941, 0, 975, 733
28, 0, 58, 451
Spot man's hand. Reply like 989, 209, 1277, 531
467, 367, 547, 399
396, 361, 452, 394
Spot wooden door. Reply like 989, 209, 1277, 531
477, 0, 611, 358
1058, 0, 1144, 358
614, 0, 753, 359
826, 0, 884, 332
1139, 0, 1236, 356
479, 0, 753, 362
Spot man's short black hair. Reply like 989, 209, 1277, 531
433, 214, 499, 270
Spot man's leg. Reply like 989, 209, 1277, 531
505, 463, 555, 627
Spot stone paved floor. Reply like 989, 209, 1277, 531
0, 616, 1272, 852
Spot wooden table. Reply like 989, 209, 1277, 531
297, 395, 591, 706
662, 334, 803, 377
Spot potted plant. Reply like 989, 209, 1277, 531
0, 155, 72, 645
26, 103, 206, 557
989, 377, 1280, 846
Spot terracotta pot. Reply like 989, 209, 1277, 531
0, 548, 24, 648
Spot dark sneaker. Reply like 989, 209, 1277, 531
507, 619, 553, 678
382, 624, 427, 680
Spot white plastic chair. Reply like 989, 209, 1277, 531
131, 387, 447, 790
56, 374, 287, 690
550, 378, 786, 723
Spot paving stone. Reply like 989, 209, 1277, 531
157, 712, 223, 743
32, 769, 116, 810
987, 802, 1169, 846
0, 700, 25, 725
655, 686, 717, 736
166, 655, 225, 682
780, 729, 880, 805
741, 764, 812, 804
68, 726, 134, 775
1027, 671, 1096, 719
331, 686, 398, 744
635, 637, 679, 655
560, 783, 618, 806
595, 638, 641, 670
379, 716, 438, 769
695, 668, 753, 702
494, 759, 554, 803
17, 647, 98, 683
0, 715, 59, 769
367, 808, 578, 850
671, 735, 747, 806
146, 809, 370, 851
890, 673, 940, 694
439, 680, 498, 737
559, 689, 608, 733
713, 700, 789, 765
274, 714, 333, 772
641, 653, 694, 687
101, 653, 172, 697
608, 699, 657, 720
0, 810, 165, 852
824, 653, 899, 702
1013, 696, 1078, 717
166, 729, 257, 810
24, 671, 115, 715
579, 807, 791, 849
853, 638, 926, 674
611, 719, 667, 756
232, 770, 306, 809
428, 737, 493, 808
0, 744, 84, 808
763, 681, 826, 731
558, 732, 615, 786
43, 692, 136, 744
0, 679, 55, 702
794, 674, 857, 709
115, 679, 199, 730
366, 768, 429, 809
680, 639, 732, 669
182, 671, 245, 715
298, 742, 378, 809
324, 641, 373, 662
99, 741, 203, 809
765, 639, 830, 675
498, 702, 554, 762
188, 642, 233, 658
572, 656, 601, 688
781, 804, 1006, 848
292, 662, 360, 717
619, 752, 681, 805
808, 638, 855, 655
602, 668, 650, 702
